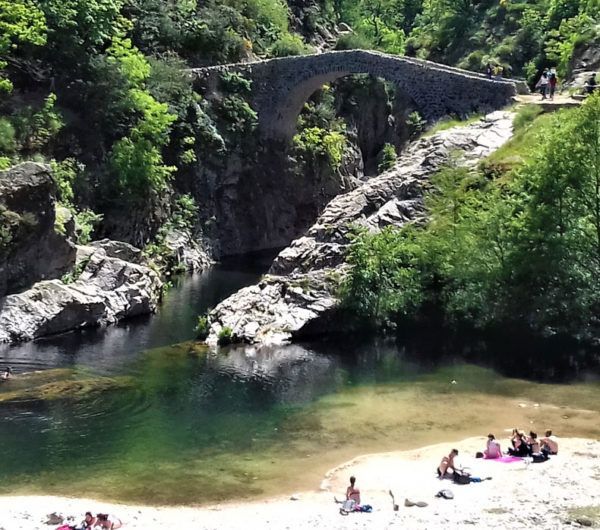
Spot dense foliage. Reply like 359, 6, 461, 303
342, 95, 600, 339
332, 0, 599, 82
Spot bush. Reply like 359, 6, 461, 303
217, 326, 233, 346
220, 72, 252, 94
195, 315, 210, 340
74, 209, 103, 244
512, 104, 544, 131
270, 34, 311, 57
335, 33, 373, 51
378, 143, 397, 173
293, 127, 346, 170
217, 95, 258, 135
406, 111, 426, 139
0, 117, 15, 154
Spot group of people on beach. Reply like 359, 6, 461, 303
58, 512, 122, 530
437, 429, 559, 481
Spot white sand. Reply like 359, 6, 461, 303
1, 437, 599, 530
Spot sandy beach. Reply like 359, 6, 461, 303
1, 436, 599, 530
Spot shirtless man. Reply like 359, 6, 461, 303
346, 476, 361, 504
1, 367, 11, 381
437, 449, 458, 478
94, 514, 122, 530
540, 430, 558, 455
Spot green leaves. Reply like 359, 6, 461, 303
343, 97, 600, 338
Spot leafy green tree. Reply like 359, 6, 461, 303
0, 0, 46, 93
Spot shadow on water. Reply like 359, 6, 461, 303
0, 250, 276, 374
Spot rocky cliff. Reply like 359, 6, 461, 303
0, 165, 163, 344
206, 111, 515, 346
0, 163, 76, 297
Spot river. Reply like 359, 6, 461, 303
1, 258, 599, 505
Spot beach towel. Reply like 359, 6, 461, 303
495, 455, 522, 463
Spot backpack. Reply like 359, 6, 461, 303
452, 471, 471, 485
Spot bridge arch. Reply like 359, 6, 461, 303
193, 50, 517, 144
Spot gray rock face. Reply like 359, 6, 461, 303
90, 238, 143, 264
0, 162, 76, 297
164, 229, 214, 272
206, 111, 515, 345
0, 247, 162, 343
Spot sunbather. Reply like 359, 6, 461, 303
484, 434, 502, 459
346, 476, 361, 504
94, 514, 122, 529
540, 430, 558, 455
437, 449, 458, 478
508, 429, 528, 457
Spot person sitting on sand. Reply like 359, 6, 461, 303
437, 449, 458, 478
540, 430, 558, 455
346, 476, 361, 504
1, 367, 11, 381
527, 431, 540, 455
81, 512, 96, 530
484, 434, 502, 459
508, 429, 528, 457
94, 514, 122, 530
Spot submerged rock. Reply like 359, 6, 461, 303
206, 112, 515, 345
0, 246, 162, 343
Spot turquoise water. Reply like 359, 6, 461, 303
1, 261, 599, 505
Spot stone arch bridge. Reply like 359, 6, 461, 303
192, 50, 518, 143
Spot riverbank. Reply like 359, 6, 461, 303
1, 437, 598, 529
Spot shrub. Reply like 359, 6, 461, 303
335, 33, 372, 50
220, 72, 252, 94
406, 111, 426, 139
378, 143, 397, 173
74, 209, 103, 244
0, 117, 16, 154
195, 315, 210, 340
512, 104, 543, 131
217, 95, 258, 134
293, 127, 346, 170
270, 34, 311, 57
217, 326, 233, 346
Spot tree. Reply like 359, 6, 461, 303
0, 0, 46, 93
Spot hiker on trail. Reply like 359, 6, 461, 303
437, 449, 458, 478
484, 434, 502, 459
485, 63, 493, 79
586, 73, 597, 95
346, 476, 361, 504
536, 69, 549, 99
548, 69, 558, 99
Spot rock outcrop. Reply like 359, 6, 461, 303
163, 228, 213, 272
0, 246, 162, 343
206, 111, 515, 346
0, 162, 76, 297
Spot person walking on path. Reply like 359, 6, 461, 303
548, 69, 558, 100
536, 69, 549, 99
485, 63, 493, 79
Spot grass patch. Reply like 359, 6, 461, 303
423, 114, 483, 137
485, 109, 559, 169
567, 506, 600, 526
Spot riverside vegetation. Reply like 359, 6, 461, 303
1, 0, 598, 256
341, 96, 600, 341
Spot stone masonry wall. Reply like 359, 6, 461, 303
192, 50, 517, 142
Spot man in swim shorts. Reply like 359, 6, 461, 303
437, 449, 458, 478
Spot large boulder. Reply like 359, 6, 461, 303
0, 247, 162, 343
206, 111, 515, 345
0, 162, 76, 297
163, 228, 213, 272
